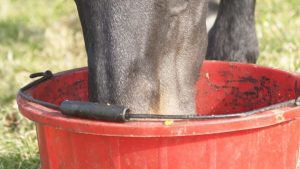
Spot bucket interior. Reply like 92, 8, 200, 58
28, 61, 300, 116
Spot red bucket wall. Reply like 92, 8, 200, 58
196, 62, 299, 115
36, 121, 300, 169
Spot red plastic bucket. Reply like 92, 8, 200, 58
17, 61, 300, 169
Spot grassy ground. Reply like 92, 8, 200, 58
0, 0, 299, 168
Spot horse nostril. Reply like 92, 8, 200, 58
167, 0, 189, 16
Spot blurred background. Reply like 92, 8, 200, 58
0, 0, 299, 168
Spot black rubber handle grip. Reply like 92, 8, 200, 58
60, 101, 129, 122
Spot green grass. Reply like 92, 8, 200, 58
0, 0, 299, 168
0, 0, 85, 168
256, 0, 300, 72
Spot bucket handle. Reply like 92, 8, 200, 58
18, 71, 300, 122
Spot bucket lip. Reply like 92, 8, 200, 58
17, 96, 300, 137
16, 61, 300, 137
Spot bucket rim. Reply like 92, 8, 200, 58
16, 61, 300, 137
